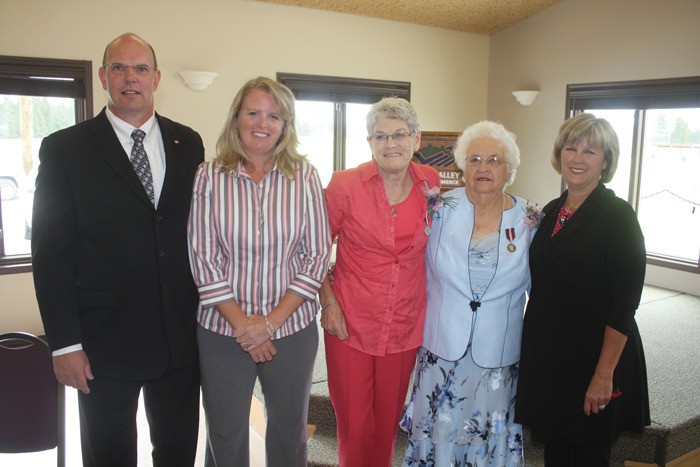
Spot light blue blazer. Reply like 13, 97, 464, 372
422, 188, 533, 368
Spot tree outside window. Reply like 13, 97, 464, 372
568, 78, 700, 272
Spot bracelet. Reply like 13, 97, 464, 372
264, 316, 275, 338
321, 299, 337, 313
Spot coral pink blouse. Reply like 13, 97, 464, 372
324, 160, 440, 356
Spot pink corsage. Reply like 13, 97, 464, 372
524, 203, 543, 230
423, 186, 456, 219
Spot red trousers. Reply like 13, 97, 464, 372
324, 334, 417, 467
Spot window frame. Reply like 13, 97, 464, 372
277, 73, 410, 172
277, 73, 411, 103
566, 76, 700, 274
0, 55, 93, 275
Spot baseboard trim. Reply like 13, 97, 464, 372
625, 446, 700, 467
667, 446, 700, 467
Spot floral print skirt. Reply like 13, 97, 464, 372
400, 346, 523, 466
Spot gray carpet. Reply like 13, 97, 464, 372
629, 287, 700, 465
257, 285, 700, 466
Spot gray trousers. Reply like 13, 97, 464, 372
197, 322, 318, 467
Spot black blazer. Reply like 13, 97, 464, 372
32, 109, 204, 380
516, 184, 650, 443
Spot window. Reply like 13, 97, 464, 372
0, 56, 92, 274
567, 77, 700, 272
278, 73, 411, 185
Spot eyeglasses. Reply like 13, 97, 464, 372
103, 63, 156, 76
369, 131, 414, 143
467, 155, 505, 167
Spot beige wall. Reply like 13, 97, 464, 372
488, 0, 700, 295
1, 0, 698, 333
0, 0, 488, 332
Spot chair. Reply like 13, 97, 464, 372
0, 332, 65, 467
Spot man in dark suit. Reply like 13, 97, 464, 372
31, 33, 203, 467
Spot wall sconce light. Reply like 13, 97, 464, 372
512, 90, 540, 106
178, 71, 218, 91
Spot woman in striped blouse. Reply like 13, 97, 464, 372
187, 76, 332, 467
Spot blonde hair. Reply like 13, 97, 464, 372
551, 113, 619, 183
216, 76, 304, 178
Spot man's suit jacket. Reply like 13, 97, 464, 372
32, 108, 204, 380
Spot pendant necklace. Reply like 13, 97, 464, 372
422, 182, 431, 235
388, 178, 410, 218
468, 195, 504, 312
559, 205, 576, 225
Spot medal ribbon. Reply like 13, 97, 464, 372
506, 227, 515, 242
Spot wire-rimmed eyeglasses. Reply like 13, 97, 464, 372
466, 155, 505, 167
368, 131, 415, 144
103, 63, 157, 76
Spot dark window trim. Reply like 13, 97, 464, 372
566, 76, 700, 110
277, 72, 410, 104
278, 73, 411, 173
566, 76, 700, 274
0, 56, 93, 275
0, 257, 34, 275
647, 254, 700, 273
0, 56, 93, 107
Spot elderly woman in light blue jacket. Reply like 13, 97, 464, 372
402, 121, 540, 466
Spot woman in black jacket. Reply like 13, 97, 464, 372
515, 113, 650, 466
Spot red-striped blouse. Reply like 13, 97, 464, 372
187, 159, 332, 338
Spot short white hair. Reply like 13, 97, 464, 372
454, 120, 520, 186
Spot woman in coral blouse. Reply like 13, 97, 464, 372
318, 97, 440, 467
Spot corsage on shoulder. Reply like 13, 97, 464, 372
524, 203, 543, 230
423, 185, 456, 219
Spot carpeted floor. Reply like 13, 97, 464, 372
9, 285, 693, 466
630, 287, 700, 465
306, 285, 700, 467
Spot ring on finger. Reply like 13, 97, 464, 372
598, 404, 606, 410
